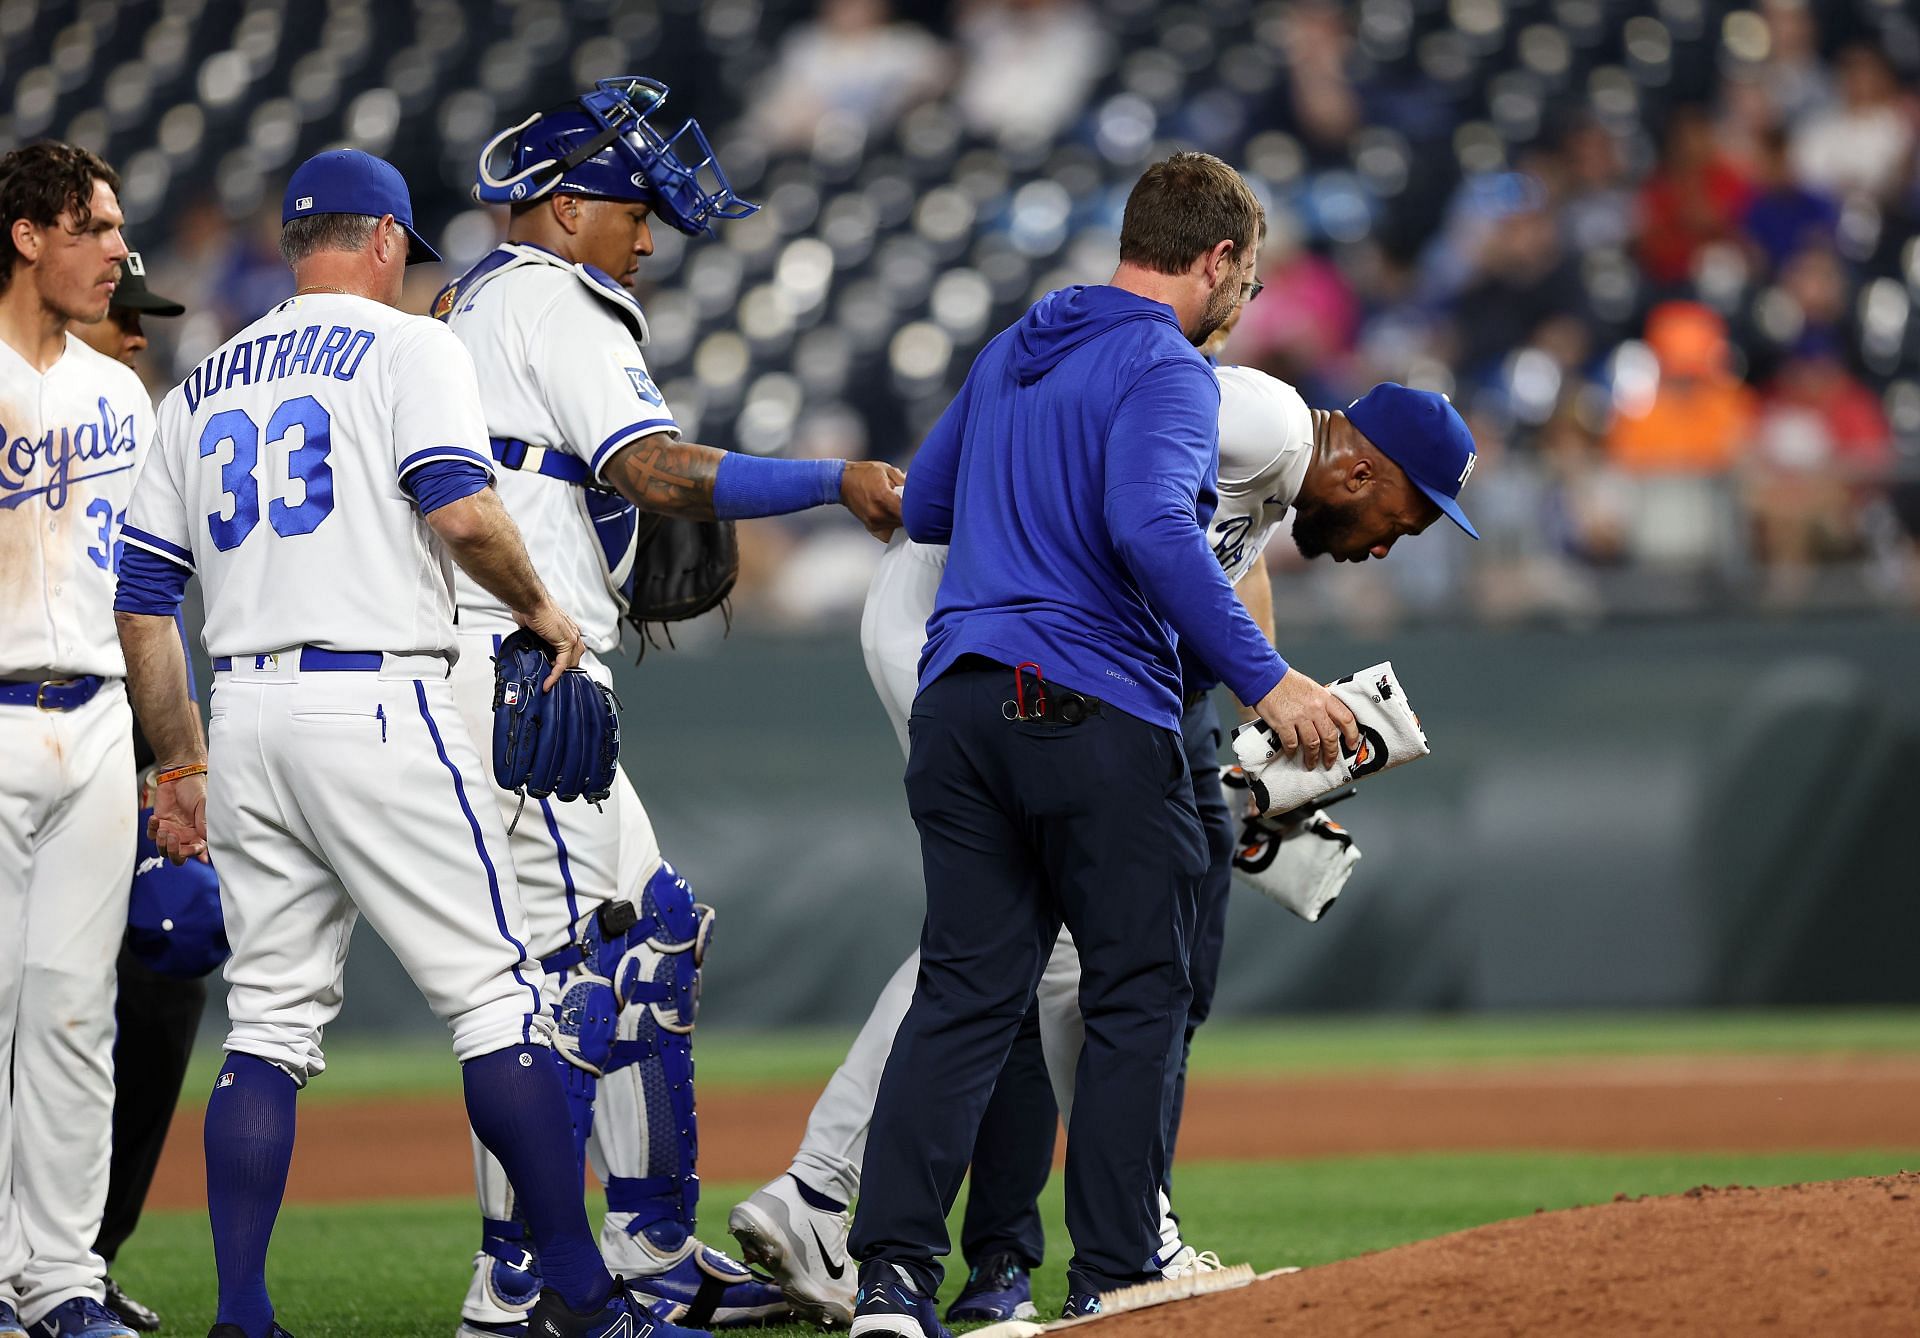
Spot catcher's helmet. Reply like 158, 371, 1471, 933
474, 77, 758, 238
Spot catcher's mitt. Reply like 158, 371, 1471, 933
492, 629, 620, 825
584, 488, 738, 659
628, 512, 738, 625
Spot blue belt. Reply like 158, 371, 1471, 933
490, 436, 594, 486
212, 649, 385, 672
0, 675, 104, 711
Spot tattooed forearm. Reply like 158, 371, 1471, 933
603, 433, 724, 518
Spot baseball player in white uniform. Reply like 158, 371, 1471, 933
438, 80, 902, 1336
113, 150, 711, 1338
0, 142, 148, 1338
731, 364, 1477, 1325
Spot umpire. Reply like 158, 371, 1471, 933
847, 152, 1358, 1335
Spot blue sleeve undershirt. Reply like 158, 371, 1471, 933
711, 453, 845, 520
114, 546, 189, 618
404, 458, 492, 515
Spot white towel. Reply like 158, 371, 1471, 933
1230, 661, 1429, 816
1230, 806, 1361, 922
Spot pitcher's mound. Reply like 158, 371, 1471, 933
1092, 1173, 1920, 1336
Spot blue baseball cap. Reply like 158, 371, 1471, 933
282, 149, 440, 264
1342, 383, 1480, 539
127, 816, 230, 979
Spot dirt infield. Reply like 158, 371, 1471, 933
1088, 1173, 1920, 1335
145, 1056, 1920, 1210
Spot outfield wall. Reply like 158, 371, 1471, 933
300, 611, 1920, 1031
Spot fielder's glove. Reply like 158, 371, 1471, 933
493, 629, 620, 828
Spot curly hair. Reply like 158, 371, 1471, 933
0, 141, 119, 293
1118, 151, 1266, 277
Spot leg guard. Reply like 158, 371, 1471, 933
591, 861, 712, 1244
548, 959, 619, 1177
591, 865, 784, 1327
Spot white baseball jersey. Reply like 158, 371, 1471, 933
0, 333, 153, 677
0, 330, 144, 1321
124, 293, 492, 660
437, 244, 680, 654
1207, 364, 1314, 583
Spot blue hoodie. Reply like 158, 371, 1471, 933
903, 285, 1288, 730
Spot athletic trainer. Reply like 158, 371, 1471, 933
846, 152, 1362, 1335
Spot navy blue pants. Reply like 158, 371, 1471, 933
956, 1002, 1057, 1270
851, 661, 1208, 1297
954, 695, 1234, 1269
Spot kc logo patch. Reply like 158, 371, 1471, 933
625, 367, 663, 404
1457, 453, 1477, 488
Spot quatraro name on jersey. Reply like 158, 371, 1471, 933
182, 321, 376, 414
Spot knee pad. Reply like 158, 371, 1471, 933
612, 861, 714, 1036
553, 971, 618, 1076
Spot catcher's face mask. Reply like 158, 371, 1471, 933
474, 77, 759, 238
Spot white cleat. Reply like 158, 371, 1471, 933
727, 1175, 857, 1328
1158, 1245, 1225, 1279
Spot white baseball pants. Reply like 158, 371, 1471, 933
0, 681, 135, 1323
207, 657, 546, 1082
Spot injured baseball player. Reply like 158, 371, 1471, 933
733, 354, 1479, 1330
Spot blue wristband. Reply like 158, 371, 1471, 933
711, 453, 845, 520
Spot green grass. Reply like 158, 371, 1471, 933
111, 1151, 1920, 1337
181, 1007, 1920, 1106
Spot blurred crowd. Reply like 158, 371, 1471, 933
70, 0, 1920, 629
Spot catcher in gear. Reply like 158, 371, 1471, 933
439, 76, 903, 1336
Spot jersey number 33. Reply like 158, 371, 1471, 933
201, 395, 334, 550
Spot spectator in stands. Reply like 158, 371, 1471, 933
1449, 189, 1592, 389
1221, 212, 1358, 404
1636, 106, 1756, 291
1741, 125, 1840, 273
1553, 115, 1635, 254
1777, 243, 1850, 345
1757, 0, 1833, 125
954, 0, 1108, 145
208, 202, 293, 327
1760, 334, 1892, 477
1538, 401, 1632, 568
1717, 73, 1785, 182
1789, 46, 1916, 204
1748, 334, 1894, 596
1607, 301, 1756, 475
748, 0, 950, 153
1279, 0, 1362, 162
